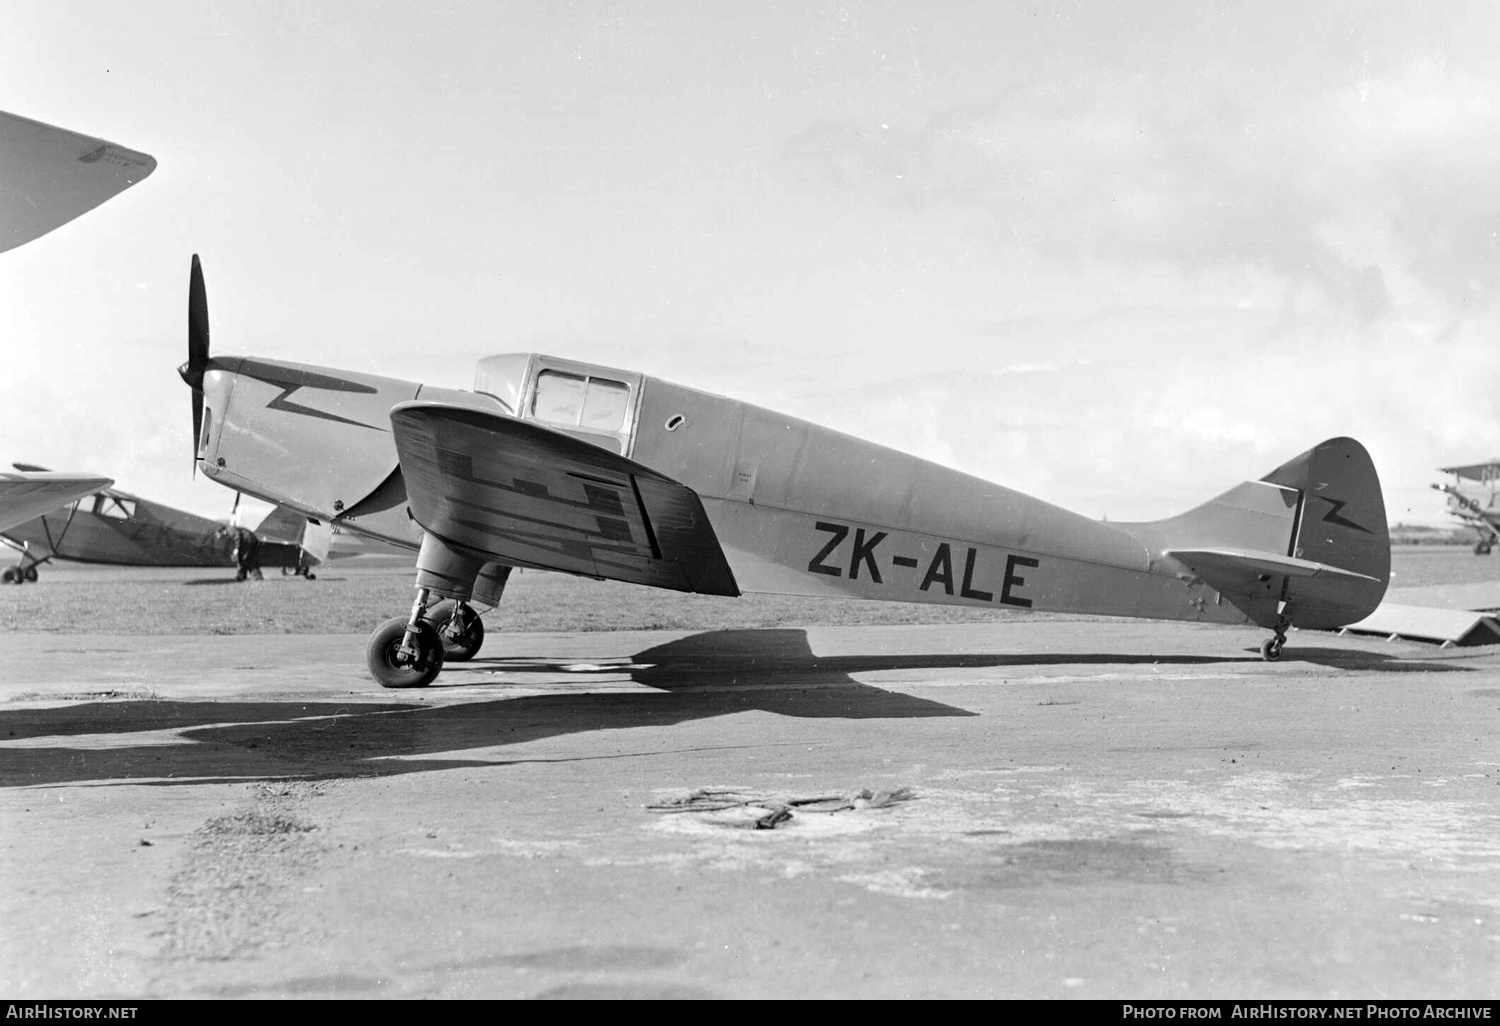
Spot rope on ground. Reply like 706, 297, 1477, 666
646, 787, 916, 829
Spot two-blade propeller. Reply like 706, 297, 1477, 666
177, 254, 210, 473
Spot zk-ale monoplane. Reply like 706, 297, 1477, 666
178, 256, 1391, 688
0, 465, 324, 584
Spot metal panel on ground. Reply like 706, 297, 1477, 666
1338, 602, 1500, 647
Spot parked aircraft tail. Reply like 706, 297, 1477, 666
1118, 438, 1390, 631
256, 504, 331, 565
256, 504, 309, 543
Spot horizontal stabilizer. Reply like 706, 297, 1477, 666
0, 109, 156, 252
389, 401, 739, 596
1164, 547, 1383, 584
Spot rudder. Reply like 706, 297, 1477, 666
1262, 436, 1389, 629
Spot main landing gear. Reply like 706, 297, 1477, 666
2, 565, 39, 585
366, 589, 447, 689
364, 534, 511, 688
422, 598, 485, 661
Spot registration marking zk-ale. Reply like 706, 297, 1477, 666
806, 520, 1039, 607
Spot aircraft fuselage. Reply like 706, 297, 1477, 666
195, 352, 1389, 633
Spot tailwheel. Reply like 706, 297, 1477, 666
366, 616, 445, 688
1260, 635, 1285, 662
422, 599, 485, 661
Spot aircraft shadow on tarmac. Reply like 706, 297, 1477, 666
0, 628, 1473, 789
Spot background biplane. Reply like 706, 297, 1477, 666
1432, 460, 1500, 554
178, 256, 1391, 687
0, 465, 327, 584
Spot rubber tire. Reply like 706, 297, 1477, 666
422, 600, 485, 662
1260, 637, 1283, 662
1, 568, 15, 584
22, 566, 37, 583
366, 616, 445, 688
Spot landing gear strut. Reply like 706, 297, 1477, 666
365, 586, 445, 688
364, 534, 511, 688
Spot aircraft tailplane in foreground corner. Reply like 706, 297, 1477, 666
0, 109, 156, 253
178, 255, 1390, 688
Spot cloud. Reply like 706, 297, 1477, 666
782, 52, 1500, 326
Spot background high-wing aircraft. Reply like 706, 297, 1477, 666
1432, 460, 1500, 554
178, 256, 1391, 688
0, 109, 156, 253
0, 464, 327, 584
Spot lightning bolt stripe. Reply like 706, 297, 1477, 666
1317, 496, 1371, 534
266, 384, 385, 431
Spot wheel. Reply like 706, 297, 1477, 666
305, 572, 316, 580
366, 616, 445, 688
22, 566, 37, 583
1, 568, 15, 584
422, 599, 485, 661
1260, 637, 1283, 662
235, 568, 247, 582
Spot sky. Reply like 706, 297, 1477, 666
3, 1, 1499, 527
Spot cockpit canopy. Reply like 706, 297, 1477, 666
474, 353, 642, 455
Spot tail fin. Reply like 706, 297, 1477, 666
254, 504, 306, 543
1121, 438, 1390, 630
256, 504, 332, 565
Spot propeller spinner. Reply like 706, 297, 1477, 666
177, 254, 210, 471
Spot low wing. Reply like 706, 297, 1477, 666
0, 110, 156, 253
0, 471, 112, 534
389, 402, 739, 596
1164, 546, 1382, 584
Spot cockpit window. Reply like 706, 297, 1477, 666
532, 371, 630, 433
92, 495, 136, 520
532, 371, 587, 425
581, 378, 630, 432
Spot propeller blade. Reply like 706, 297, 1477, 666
180, 254, 210, 473
188, 253, 209, 376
